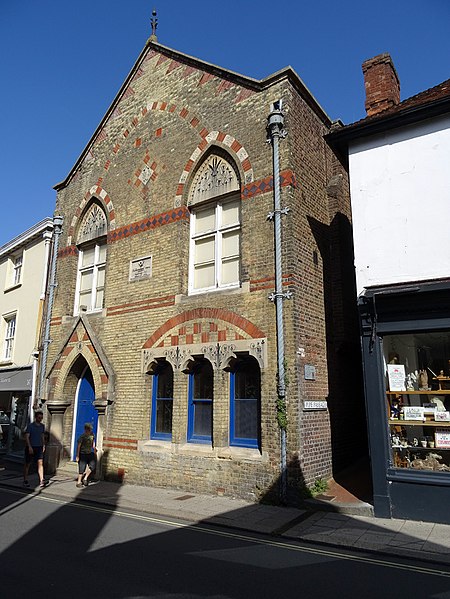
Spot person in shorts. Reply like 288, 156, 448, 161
23, 409, 48, 488
75, 423, 97, 488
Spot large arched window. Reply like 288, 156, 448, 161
230, 356, 261, 448
188, 153, 241, 294
74, 202, 107, 315
151, 360, 174, 440
187, 358, 213, 443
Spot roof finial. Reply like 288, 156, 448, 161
149, 8, 158, 42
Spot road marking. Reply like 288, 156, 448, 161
1, 486, 450, 578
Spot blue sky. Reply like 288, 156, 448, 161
1, 0, 449, 247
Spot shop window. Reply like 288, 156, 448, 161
150, 361, 174, 440
384, 330, 450, 472
3, 314, 16, 361
230, 356, 261, 448
187, 359, 213, 443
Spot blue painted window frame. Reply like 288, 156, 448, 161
230, 357, 261, 449
150, 361, 173, 441
187, 360, 213, 444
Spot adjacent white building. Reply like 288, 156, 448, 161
0, 218, 54, 457
328, 54, 450, 523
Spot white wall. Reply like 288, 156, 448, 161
349, 114, 450, 296
0, 236, 49, 367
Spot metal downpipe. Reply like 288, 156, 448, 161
38, 215, 64, 405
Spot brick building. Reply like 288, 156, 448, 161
44, 28, 363, 502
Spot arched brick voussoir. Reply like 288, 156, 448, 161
143, 308, 265, 349
67, 185, 117, 245
174, 132, 254, 208
49, 344, 106, 402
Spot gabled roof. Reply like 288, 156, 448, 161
54, 40, 331, 191
327, 78, 450, 158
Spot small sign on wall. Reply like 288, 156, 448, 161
129, 255, 152, 282
304, 400, 328, 411
304, 365, 316, 380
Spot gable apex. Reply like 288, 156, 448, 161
54, 40, 331, 192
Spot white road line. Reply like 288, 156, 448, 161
1, 486, 450, 579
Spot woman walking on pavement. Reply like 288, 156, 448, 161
75, 422, 97, 488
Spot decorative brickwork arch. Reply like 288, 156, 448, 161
48, 343, 106, 404
67, 186, 116, 245
175, 133, 253, 207
142, 308, 265, 350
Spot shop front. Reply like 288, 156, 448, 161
0, 367, 33, 459
360, 281, 450, 523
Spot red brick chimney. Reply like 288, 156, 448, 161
362, 53, 400, 116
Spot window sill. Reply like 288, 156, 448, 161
137, 440, 268, 462
217, 447, 268, 462
4, 283, 21, 293
176, 282, 250, 303
0, 360, 13, 367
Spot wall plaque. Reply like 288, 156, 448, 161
129, 255, 152, 282
304, 365, 316, 380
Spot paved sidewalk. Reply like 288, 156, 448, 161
1, 465, 450, 566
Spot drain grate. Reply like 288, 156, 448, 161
174, 494, 195, 501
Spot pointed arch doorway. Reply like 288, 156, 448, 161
71, 366, 98, 460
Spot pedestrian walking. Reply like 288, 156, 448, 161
23, 409, 48, 488
76, 423, 97, 488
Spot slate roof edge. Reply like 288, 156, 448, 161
54, 40, 331, 191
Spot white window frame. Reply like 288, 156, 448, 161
11, 253, 23, 287
189, 197, 241, 295
74, 242, 106, 315
3, 313, 17, 361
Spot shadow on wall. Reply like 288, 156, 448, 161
308, 211, 369, 478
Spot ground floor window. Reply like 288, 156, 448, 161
187, 359, 213, 443
230, 356, 261, 448
151, 361, 174, 440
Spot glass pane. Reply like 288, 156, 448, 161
222, 231, 239, 258
193, 402, 212, 437
80, 270, 93, 292
81, 247, 95, 267
221, 201, 240, 227
95, 288, 104, 309
195, 207, 216, 234
97, 243, 107, 263
194, 264, 215, 289
234, 399, 258, 439
194, 237, 215, 264
221, 258, 239, 285
157, 363, 173, 399
155, 399, 173, 434
97, 266, 105, 287
194, 362, 213, 400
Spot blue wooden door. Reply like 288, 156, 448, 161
72, 368, 98, 459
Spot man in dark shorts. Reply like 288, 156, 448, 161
76, 422, 97, 488
23, 409, 48, 488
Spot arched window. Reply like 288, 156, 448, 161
187, 358, 213, 443
74, 201, 108, 315
151, 360, 174, 440
230, 356, 261, 448
188, 153, 241, 294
